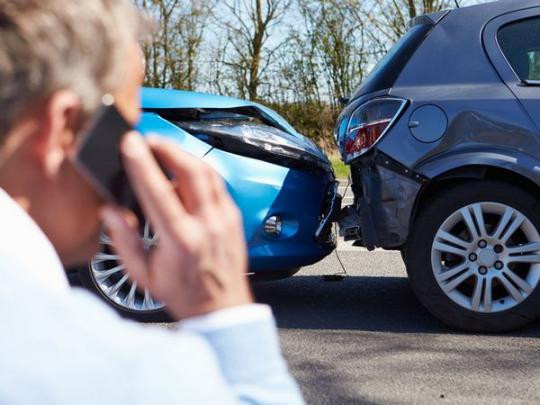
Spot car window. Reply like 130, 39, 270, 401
498, 17, 540, 81
349, 23, 433, 99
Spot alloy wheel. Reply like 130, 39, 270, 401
90, 222, 164, 312
432, 202, 540, 313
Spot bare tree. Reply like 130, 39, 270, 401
274, 30, 323, 106
136, 0, 214, 90
216, 0, 291, 101
366, 0, 462, 45
307, 1, 369, 105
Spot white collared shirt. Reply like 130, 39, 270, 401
0, 189, 303, 404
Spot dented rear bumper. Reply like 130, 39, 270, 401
339, 152, 427, 250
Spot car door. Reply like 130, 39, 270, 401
484, 7, 540, 131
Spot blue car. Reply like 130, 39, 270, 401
77, 87, 338, 321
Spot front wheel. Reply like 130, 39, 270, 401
406, 180, 540, 332
78, 222, 171, 323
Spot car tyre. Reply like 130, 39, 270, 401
77, 223, 172, 323
406, 180, 540, 332
77, 265, 172, 323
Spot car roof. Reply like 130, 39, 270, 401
389, 0, 540, 93
448, 0, 539, 22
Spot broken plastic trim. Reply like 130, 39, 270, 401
341, 151, 425, 250
148, 107, 332, 173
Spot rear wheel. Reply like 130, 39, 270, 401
78, 222, 171, 322
406, 180, 540, 332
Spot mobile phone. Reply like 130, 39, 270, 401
73, 103, 138, 209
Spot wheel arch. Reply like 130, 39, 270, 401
404, 173, 540, 332
410, 156, 540, 237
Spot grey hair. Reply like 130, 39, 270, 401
0, 0, 147, 138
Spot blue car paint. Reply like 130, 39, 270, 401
203, 148, 331, 270
141, 87, 300, 140
136, 112, 211, 158
138, 88, 334, 272
142, 87, 254, 110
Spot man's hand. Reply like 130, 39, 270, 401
100, 132, 253, 320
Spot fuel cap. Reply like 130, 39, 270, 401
408, 104, 448, 143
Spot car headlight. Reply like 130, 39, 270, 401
177, 120, 332, 172
339, 97, 407, 163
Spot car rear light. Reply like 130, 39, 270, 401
340, 97, 407, 163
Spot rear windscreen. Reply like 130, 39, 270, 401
350, 23, 433, 100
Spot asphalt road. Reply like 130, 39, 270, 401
251, 250, 540, 404
155, 183, 540, 403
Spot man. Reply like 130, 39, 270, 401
0, 1, 303, 404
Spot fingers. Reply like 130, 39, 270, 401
100, 205, 150, 288
146, 135, 227, 214
120, 132, 186, 234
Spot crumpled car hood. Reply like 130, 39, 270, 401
140, 87, 331, 172
141, 87, 298, 138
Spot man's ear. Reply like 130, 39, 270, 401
33, 90, 81, 177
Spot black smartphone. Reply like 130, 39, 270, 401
73, 103, 138, 209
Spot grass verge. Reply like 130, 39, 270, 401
330, 156, 349, 180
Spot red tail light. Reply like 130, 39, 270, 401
339, 98, 407, 163
344, 119, 391, 155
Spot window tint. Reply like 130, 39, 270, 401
498, 17, 540, 81
350, 23, 433, 100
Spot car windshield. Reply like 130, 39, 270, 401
350, 23, 432, 100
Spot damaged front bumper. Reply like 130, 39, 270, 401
315, 181, 342, 245
338, 152, 427, 250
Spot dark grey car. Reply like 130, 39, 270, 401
336, 0, 540, 332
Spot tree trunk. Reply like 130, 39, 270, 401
248, 0, 264, 101
407, 0, 417, 19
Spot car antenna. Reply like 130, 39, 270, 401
454, 0, 460, 7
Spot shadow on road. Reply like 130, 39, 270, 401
252, 275, 540, 337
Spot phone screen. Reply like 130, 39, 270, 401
74, 104, 137, 208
